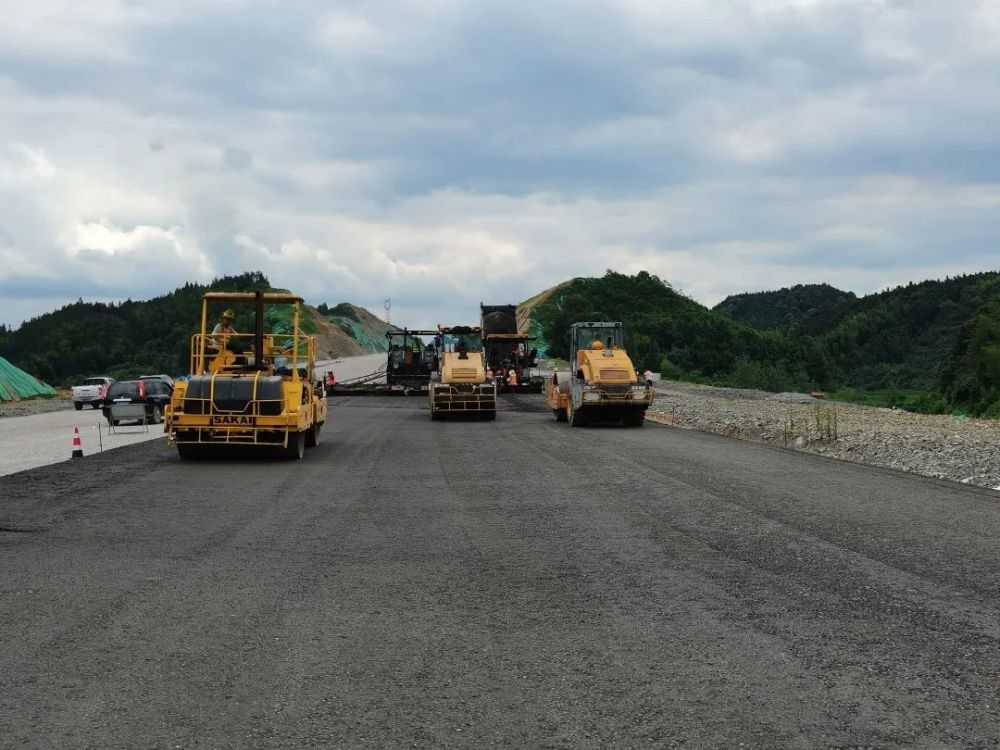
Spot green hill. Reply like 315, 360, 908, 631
525, 270, 1000, 416
807, 274, 1000, 395
714, 284, 857, 332
527, 271, 806, 391
0, 273, 393, 387
718, 273, 1000, 409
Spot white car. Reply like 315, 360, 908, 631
72, 377, 114, 410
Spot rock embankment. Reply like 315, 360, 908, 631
648, 381, 1000, 490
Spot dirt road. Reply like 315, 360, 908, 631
2, 394, 1000, 747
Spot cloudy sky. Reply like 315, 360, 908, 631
2, 0, 1000, 328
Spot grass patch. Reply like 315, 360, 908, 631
826, 387, 949, 414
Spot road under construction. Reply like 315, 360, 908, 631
3, 391, 1000, 746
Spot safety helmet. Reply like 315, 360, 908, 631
222, 309, 235, 320
591, 339, 604, 350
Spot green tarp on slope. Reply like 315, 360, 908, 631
0, 357, 56, 401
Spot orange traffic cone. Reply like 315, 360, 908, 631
71, 426, 84, 459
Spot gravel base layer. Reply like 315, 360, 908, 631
648, 380, 1000, 490
0, 398, 75, 419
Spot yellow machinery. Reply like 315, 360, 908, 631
429, 325, 497, 420
165, 291, 327, 459
546, 321, 653, 427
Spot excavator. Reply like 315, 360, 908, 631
546, 321, 652, 427
165, 291, 327, 459
428, 325, 497, 420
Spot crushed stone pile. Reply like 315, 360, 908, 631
649, 380, 1000, 490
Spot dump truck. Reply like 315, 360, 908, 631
429, 325, 497, 420
480, 303, 543, 393
165, 291, 327, 459
546, 321, 652, 426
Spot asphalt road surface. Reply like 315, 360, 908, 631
3, 394, 1000, 748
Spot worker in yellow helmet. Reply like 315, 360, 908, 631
211, 309, 237, 349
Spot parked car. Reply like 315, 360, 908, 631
71, 377, 114, 410
101, 379, 172, 425
140, 374, 175, 389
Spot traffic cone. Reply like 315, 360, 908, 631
71, 427, 84, 459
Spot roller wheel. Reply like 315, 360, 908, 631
569, 402, 588, 427
480, 411, 496, 421
623, 413, 645, 427
284, 431, 305, 460
305, 421, 321, 447
553, 408, 567, 423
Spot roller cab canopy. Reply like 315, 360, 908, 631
201, 292, 304, 304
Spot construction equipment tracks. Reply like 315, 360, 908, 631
2, 394, 1000, 747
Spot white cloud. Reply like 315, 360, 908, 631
1, 0, 1000, 330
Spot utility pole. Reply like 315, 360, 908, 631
383, 298, 391, 325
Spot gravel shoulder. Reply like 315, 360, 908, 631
649, 380, 1000, 489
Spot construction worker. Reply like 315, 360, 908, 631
210, 309, 237, 348
644, 368, 654, 389
325, 371, 336, 393
507, 368, 519, 387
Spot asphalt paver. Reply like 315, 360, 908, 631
2, 394, 1000, 748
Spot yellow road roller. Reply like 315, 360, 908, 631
546, 321, 653, 427
165, 291, 327, 459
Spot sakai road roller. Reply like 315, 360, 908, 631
429, 325, 497, 420
546, 321, 653, 427
165, 291, 327, 459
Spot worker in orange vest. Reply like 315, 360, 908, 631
507, 368, 519, 387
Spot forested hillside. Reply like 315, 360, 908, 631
0, 273, 391, 387
714, 284, 857, 331
531, 271, 809, 392
8, 266, 1000, 415
0, 272, 273, 386
529, 270, 1000, 415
